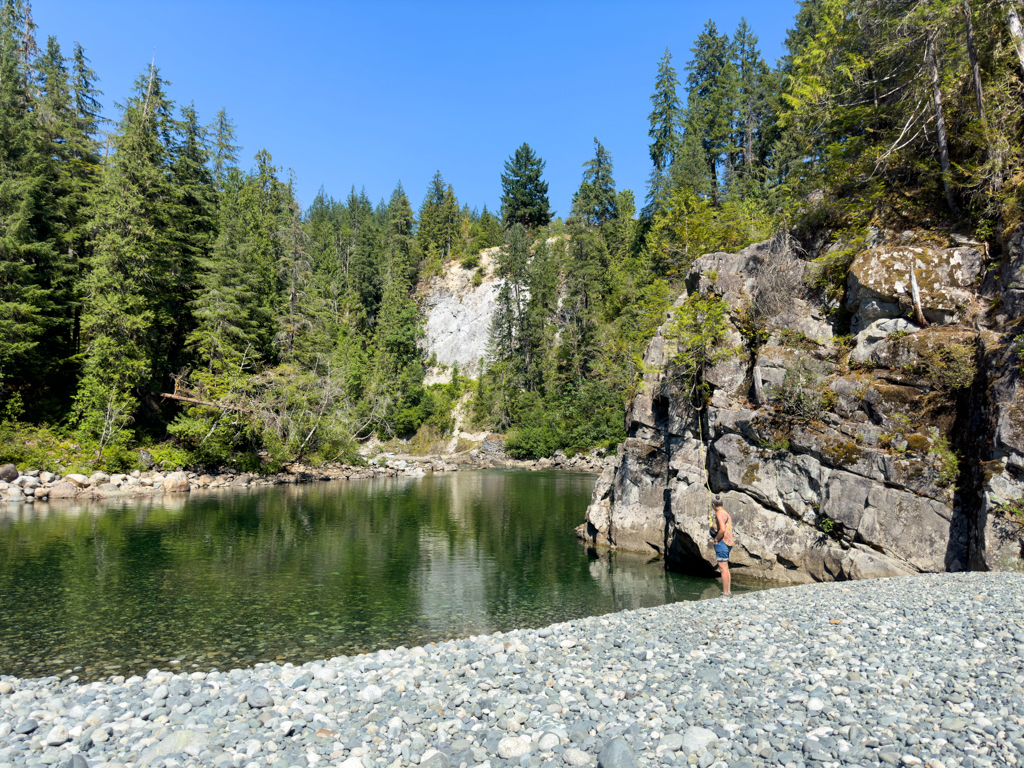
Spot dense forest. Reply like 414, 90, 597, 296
2, 0, 1023, 472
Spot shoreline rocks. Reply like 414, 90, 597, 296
0, 572, 1021, 768
0, 453, 609, 508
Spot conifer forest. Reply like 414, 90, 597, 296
2, 0, 1024, 472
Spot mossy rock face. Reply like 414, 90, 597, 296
821, 437, 865, 468
848, 245, 983, 323
904, 433, 932, 454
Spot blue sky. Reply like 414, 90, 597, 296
34, 1, 800, 216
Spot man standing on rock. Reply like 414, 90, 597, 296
712, 498, 734, 597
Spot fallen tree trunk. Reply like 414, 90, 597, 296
158, 392, 250, 412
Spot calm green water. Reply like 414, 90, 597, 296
0, 470, 768, 681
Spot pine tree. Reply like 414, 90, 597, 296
500, 143, 552, 229
489, 223, 531, 372
75, 64, 178, 444
684, 20, 737, 204
187, 167, 260, 380
646, 48, 682, 214
71, 42, 102, 143
234, 149, 287, 356
730, 19, 772, 188
383, 182, 415, 286
571, 138, 617, 227
210, 107, 240, 185
164, 103, 216, 371
439, 182, 458, 258
0, 8, 66, 408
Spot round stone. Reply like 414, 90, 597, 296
247, 686, 273, 708
539, 733, 560, 751
564, 748, 592, 766
45, 725, 70, 746
498, 736, 532, 759
359, 684, 384, 703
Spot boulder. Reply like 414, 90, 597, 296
46, 481, 81, 500
0, 464, 17, 483
88, 472, 110, 486
162, 471, 190, 493
65, 474, 90, 488
2, 487, 25, 503
138, 449, 155, 468
847, 245, 983, 331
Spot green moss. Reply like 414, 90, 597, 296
904, 433, 932, 454
822, 438, 864, 467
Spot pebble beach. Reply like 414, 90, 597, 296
1, 572, 1022, 768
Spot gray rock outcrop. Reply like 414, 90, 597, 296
578, 234, 1024, 580
421, 247, 503, 382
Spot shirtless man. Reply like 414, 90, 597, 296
712, 499, 734, 597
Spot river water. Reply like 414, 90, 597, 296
0, 470, 774, 681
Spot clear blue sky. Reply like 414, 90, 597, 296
35, 1, 800, 216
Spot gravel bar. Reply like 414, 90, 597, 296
2, 572, 1022, 768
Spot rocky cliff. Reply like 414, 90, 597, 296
420, 247, 502, 384
578, 232, 1024, 581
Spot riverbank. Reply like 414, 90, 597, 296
1, 573, 1021, 768
0, 451, 609, 505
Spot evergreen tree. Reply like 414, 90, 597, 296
187, 167, 260, 380
210, 107, 240, 184
165, 103, 216, 369
684, 20, 737, 204
646, 48, 682, 214
234, 149, 287, 356
0, 6, 61, 407
730, 19, 772, 187
418, 171, 458, 261
75, 64, 178, 444
560, 218, 609, 382
71, 42, 102, 142
500, 143, 552, 229
474, 204, 504, 251
489, 222, 531, 373
571, 138, 617, 227
383, 181, 415, 285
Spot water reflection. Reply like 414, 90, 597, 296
0, 471, 772, 681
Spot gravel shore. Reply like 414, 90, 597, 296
1, 572, 1022, 768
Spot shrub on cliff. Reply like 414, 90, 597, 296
665, 292, 735, 404
770, 358, 836, 421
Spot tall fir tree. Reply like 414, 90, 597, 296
210, 107, 240, 186
646, 48, 682, 214
0, 4, 62, 408
75, 64, 178, 444
684, 20, 737, 204
571, 138, 617, 227
730, 18, 772, 191
500, 143, 552, 229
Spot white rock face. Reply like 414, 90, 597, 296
420, 248, 503, 382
